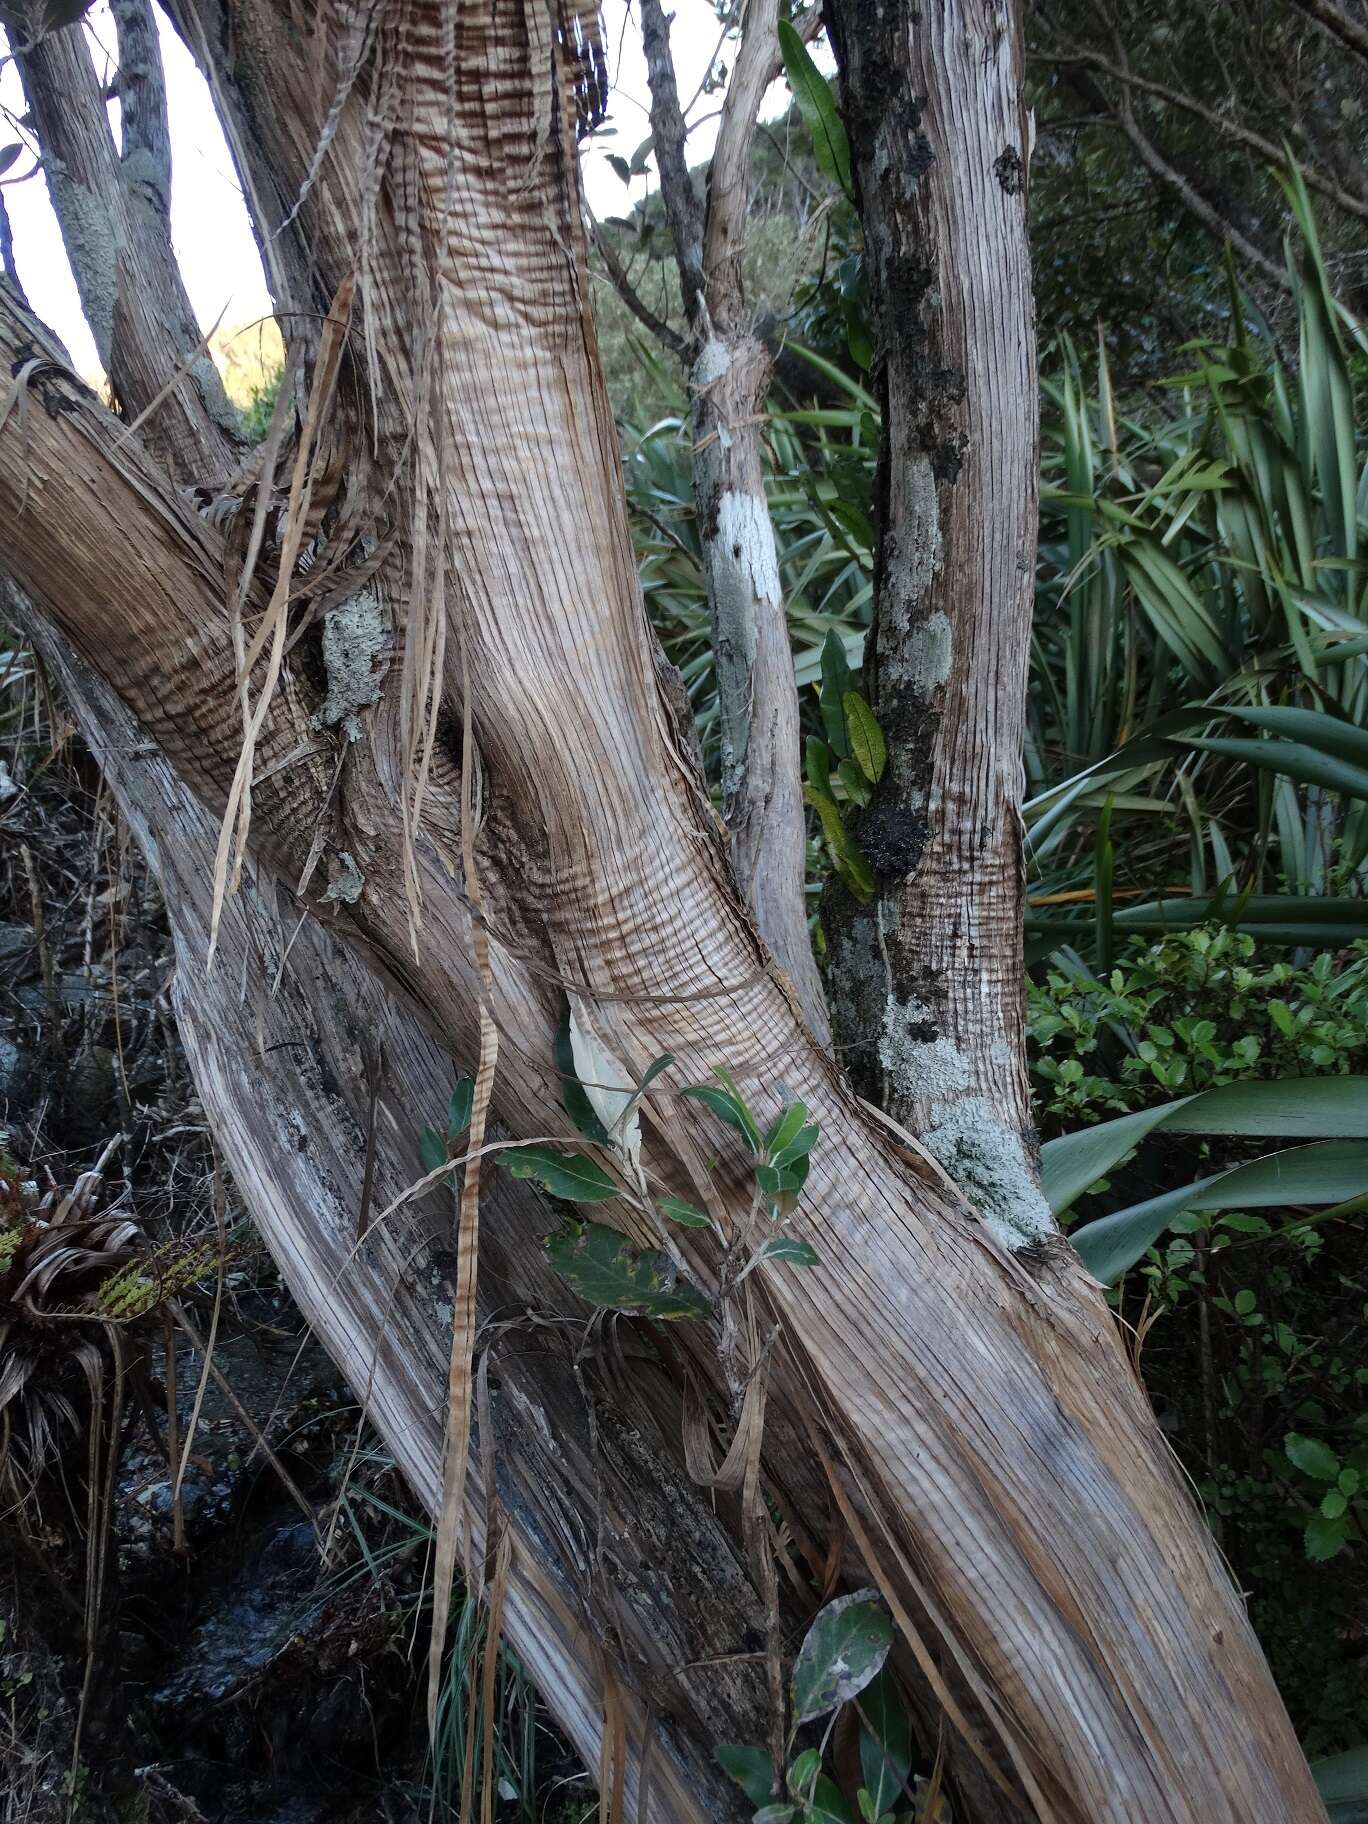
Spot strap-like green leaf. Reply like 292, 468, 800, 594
1043, 1076, 1368, 1217
1311, 1741, 1368, 1823
777, 21, 853, 198
818, 628, 853, 756
1188, 735, 1368, 802
1070, 1140, 1368, 1282
1225, 704, 1368, 771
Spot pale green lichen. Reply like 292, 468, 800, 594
691, 338, 731, 387
119, 146, 167, 211
903, 609, 953, 695
47, 164, 120, 363
923, 1097, 1055, 1250
878, 995, 969, 1099
314, 590, 387, 741
321, 852, 364, 905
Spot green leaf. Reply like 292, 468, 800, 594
554, 1010, 611, 1143
764, 1101, 810, 1157
0, 145, 22, 178
1187, 735, 1368, 803
804, 784, 874, 902
1027, 892, 1368, 951
803, 1777, 858, 1824
772, 1123, 820, 1173
832, 848, 875, 902
1042, 1078, 1368, 1218
715, 1744, 774, 1808
787, 1750, 822, 1797
752, 1808, 797, 1824
761, 1237, 820, 1267
806, 737, 833, 799
546, 1221, 712, 1319
857, 1669, 913, 1818
1322, 1489, 1349, 1520
504, 1146, 619, 1201
1224, 705, 1368, 772
636, 1053, 676, 1095
446, 1078, 474, 1138
1305, 1511, 1349, 1562
834, 758, 873, 808
1286, 1432, 1341, 1482
685, 1072, 762, 1154
1069, 1141, 1368, 1284
842, 691, 886, 783
791, 1590, 893, 1724
419, 1126, 447, 1174
818, 629, 854, 757
777, 20, 853, 198
658, 1195, 712, 1228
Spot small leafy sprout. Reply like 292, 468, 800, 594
546, 1220, 712, 1319
719, 1598, 909, 1824
684, 1076, 823, 1272
419, 1075, 476, 1173
1285, 1431, 1363, 1561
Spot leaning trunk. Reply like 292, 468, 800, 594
0, 2, 1328, 1819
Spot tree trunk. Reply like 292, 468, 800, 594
638, 0, 829, 1043
1, 0, 241, 478
824, 0, 1053, 1254
0, 3, 1328, 1819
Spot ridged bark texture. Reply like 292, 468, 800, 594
824, 0, 1051, 1252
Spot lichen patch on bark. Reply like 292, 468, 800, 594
922, 1097, 1055, 1250
314, 589, 388, 741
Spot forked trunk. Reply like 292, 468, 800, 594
0, 2, 1327, 1819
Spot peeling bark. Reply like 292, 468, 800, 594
824, 0, 1051, 1252
10, 595, 763, 1824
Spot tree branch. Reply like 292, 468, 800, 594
636, 0, 707, 329
110, 0, 172, 218
701, 0, 779, 335
1045, 49, 1294, 294
1031, 43, 1368, 220
1112, 85, 1292, 292
1288, 0, 1368, 64
1, 8, 241, 479
588, 209, 686, 356
635, 0, 829, 1040
0, 188, 28, 308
